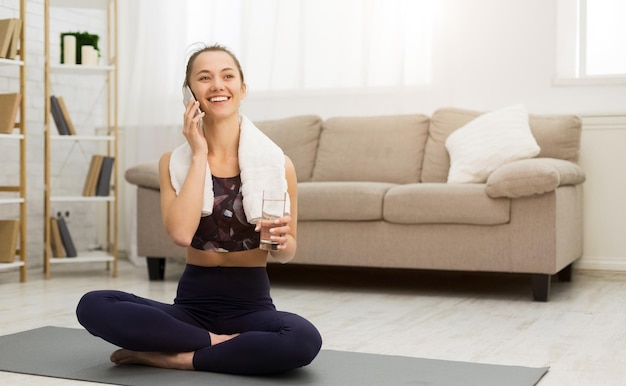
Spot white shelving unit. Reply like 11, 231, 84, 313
43, 0, 118, 278
0, 0, 27, 281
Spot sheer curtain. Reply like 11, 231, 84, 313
118, 1, 191, 264
118, 0, 434, 263
119, 0, 434, 127
188, 0, 434, 92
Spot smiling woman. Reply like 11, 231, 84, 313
77, 43, 322, 375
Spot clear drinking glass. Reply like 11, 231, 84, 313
259, 190, 287, 251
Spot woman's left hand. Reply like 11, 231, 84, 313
256, 215, 292, 250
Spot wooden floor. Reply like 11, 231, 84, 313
1, 259, 625, 385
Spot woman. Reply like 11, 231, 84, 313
76, 44, 322, 375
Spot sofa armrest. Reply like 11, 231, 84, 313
125, 161, 160, 190
485, 158, 585, 198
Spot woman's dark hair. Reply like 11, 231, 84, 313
183, 43, 245, 87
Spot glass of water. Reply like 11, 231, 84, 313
259, 190, 286, 251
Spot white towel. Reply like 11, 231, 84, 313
169, 114, 290, 223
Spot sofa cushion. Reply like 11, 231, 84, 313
421, 107, 582, 183
529, 114, 582, 162
486, 158, 586, 198
383, 183, 510, 225
254, 115, 323, 182
298, 181, 396, 221
125, 161, 160, 190
445, 104, 540, 183
311, 115, 430, 184
422, 108, 477, 182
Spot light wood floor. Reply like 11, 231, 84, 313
1, 259, 625, 385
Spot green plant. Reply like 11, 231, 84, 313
60, 32, 100, 64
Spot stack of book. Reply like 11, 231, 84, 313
0, 220, 19, 263
50, 95, 77, 135
49, 215, 77, 258
0, 18, 22, 59
0, 93, 21, 134
83, 155, 115, 196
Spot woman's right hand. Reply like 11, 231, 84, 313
183, 99, 207, 155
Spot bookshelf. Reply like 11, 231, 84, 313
43, 0, 118, 279
0, 0, 27, 281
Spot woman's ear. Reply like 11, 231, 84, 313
241, 83, 247, 99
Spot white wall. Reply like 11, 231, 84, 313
577, 116, 626, 271
1, 0, 625, 272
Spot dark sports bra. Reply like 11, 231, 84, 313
190, 175, 260, 252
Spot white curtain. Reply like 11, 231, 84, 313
191, 0, 434, 91
119, 0, 434, 128
118, 1, 190, 264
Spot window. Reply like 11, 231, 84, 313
583, 0, 626, 76
557, 0, 626, 82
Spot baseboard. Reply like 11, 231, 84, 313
575, 256, 626, 272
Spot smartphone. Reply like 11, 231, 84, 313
182, 86, 202, 116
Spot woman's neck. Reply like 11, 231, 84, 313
203, 114, 241, 171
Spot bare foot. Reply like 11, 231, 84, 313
109, 332, 239, 369
110, 349, 194, 370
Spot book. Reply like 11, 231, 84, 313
0, 19, 16, 59
6, 18, 21, 59
95, 156, 115, 196
50, 95, 70, 135
0, 93, 21, 134
56, 215, 77, 257
56, 96, 77, 135
49, 217, 65, 258
0, 220, 19, 263
82, 155, 104, 196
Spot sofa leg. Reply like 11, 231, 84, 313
147, 257, 166, 281
531, 274, 550, 302
557, 263, 573, 282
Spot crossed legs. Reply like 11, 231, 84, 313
76, 290, 322, 375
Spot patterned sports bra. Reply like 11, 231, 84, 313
190, 175, 260, 252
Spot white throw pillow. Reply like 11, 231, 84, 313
445, 104, 540, 183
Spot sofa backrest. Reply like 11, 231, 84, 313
255, 115, 323, 182
255, 109, 582, 185
421, 107, 582, 183
311, 115, 430, 184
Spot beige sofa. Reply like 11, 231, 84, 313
125, 107, 585, 301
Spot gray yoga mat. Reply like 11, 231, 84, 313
0, 326, 548, 386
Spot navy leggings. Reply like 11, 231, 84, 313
76, 265, 322, 375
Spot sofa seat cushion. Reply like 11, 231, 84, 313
383, 183, 510, 225
125, 161, 160, 190
298, 181, 396, 221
